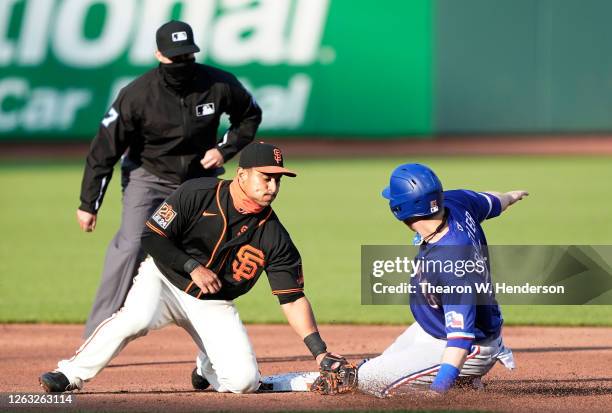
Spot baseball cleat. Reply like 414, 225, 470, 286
191, 368, 210, 390
39, 371, 77, 393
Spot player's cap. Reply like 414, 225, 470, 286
239, 142, 297, 177
156, 20, 200, 58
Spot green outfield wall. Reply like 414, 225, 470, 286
0, 0, 432, 140
435, 0, 612, 134
1, 0, 611, 141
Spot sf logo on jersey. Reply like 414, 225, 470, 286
232, 245, 265, 282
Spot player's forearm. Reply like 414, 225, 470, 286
282, 297, 330, 361
487, 190, 529, 212
441, 346, 469, 368
281, 296, 319, 339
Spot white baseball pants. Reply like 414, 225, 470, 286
57, 257, 260, 393
357, 322, 515, 397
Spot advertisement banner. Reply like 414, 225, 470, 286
0, 0, 433, 140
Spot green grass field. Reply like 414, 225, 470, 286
1, 156, 611, 325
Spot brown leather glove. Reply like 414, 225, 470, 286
310, 353, 358, 395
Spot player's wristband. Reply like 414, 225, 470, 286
303, 332, 327, 358
183, 258, 201, 274
430, 363, 460, 393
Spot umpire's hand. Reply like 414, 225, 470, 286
76, 209, 97, 232
190, 265, 222, 294
200, 148, 224, 169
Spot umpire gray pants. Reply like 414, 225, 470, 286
83, 163, 179, 337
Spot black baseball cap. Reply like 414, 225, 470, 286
156, 20, 200, 58
239, 143, 297, 177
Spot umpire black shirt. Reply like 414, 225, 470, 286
79, 64, 262, 214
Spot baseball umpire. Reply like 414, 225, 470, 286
312, 163, 528, 396
40, 142, 346, 394
78, 20, 262, 337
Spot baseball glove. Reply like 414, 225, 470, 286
310, 353, 358, 395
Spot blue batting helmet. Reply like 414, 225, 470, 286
381, 163, 444, 221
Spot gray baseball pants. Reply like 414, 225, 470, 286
83, 163, 178, 337
357, 322, 515, 397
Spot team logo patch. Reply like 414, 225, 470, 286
232, 245, 265, 282
273, 148, 283, 164
171, 31, 188, 42
430, 200, 439, 214
196, 103, 215, 117
152, 202, 177, 229
445, 311, 465, 329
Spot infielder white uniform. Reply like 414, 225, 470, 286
57, 258, 260, 393
42, 144, 325, 396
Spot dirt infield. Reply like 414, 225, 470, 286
1, 324, 611, 413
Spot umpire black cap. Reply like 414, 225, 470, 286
156, 20, 200, 58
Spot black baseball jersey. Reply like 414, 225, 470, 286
141, 178, 304, 304
79, 64, 262, 214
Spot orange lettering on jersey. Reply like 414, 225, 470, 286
232, 245, 265, 282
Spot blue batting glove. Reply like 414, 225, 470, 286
431, 363, 460, 393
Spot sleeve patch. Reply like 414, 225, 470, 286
102, 107, 118, 127
152, 202, 177, 229
445, 311, 465, 330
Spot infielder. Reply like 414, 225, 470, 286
78, 20, 261, 337
40, 143, 347, 393
313, 163, 527, 396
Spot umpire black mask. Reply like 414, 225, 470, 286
160, 57, 196, 94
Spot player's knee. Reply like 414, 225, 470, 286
221, 365, 260, 394
355, 359, 373, 382
109, 308, 152, 338
354, 360, 385, 396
